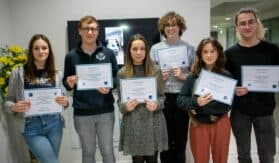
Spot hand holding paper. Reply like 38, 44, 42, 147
120, 77, 157, 103
24, 88, 63, 117
197, 93, 213, 107
125, 99, 139, 112
242, 66, 279, 92
76, 63, 113, 90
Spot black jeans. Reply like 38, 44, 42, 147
132, 152, 158, 163
230, 110, 276, 163
160, 93, 189, 163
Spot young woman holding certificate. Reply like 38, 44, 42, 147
4, 34, 69, 163
117, 34, 168, 163
177, 38, 231, 163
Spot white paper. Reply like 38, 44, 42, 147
120, 77, 157, 103
76, 63, 113, 90
157, 46, 189, 69
24, 88, 63, 117
194, 69, 237, 105
242, 65, 279, 92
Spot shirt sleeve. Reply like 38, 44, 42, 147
177, 76, 201, 110
62, 53, 75, 91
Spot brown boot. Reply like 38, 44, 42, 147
29, 151, 39, 163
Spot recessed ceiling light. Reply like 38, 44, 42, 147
212, 25, 219, 28
225, 17, 232, 21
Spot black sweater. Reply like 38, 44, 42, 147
63, 42, 118, 115
225, 41, 279, 116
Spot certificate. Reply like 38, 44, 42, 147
24, 88, 63, 117
76, 63, 113, 90
194, 69, 237, 105
120, 77, 157, 103
242, 65, 279, 92
157, 46, 189, 69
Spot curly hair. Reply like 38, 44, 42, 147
158, 11, 187, 38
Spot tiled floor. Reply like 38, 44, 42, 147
59, 95, 279, 163
1, 95, 278, 163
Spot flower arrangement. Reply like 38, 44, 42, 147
0, 45, 28, 98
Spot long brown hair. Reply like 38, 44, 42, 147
124, 34, 155, 78
24, 34, 56, 83
191, 37, 226, 76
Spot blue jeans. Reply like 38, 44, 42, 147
23, 114, 63, 163
230, 110, 276, 163
74, 112, 115, 163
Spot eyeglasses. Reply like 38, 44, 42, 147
238, 19, 257, 28
165, 24, 178, 29
80, 27, 99, 32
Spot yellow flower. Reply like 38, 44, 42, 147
12, 64, 20, 70
3, 87, 8, 97
0, 56, 10, 65
8, 59, 15, 66
5, 70, 11, 78
0, 77, 5, 86
0, 44, 27, 98
8, 45, 23, 54
16, 54, 28, 62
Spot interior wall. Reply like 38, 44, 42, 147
0, 0, 12, 46
0, 1, 13, 162
8, 0, 210, 70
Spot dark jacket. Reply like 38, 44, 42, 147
225, 41, 279, 116
63, 41, 118, 115
177, 73, 231, 124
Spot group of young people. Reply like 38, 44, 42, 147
3, 7, 279, 163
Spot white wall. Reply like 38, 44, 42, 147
0, 0, 13, 162
2, 1, 210, 162
8, 0, 210, 70
216, 27, 227, 48
0, 0, 12, 46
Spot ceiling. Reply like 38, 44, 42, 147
211, 0, 279, 31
